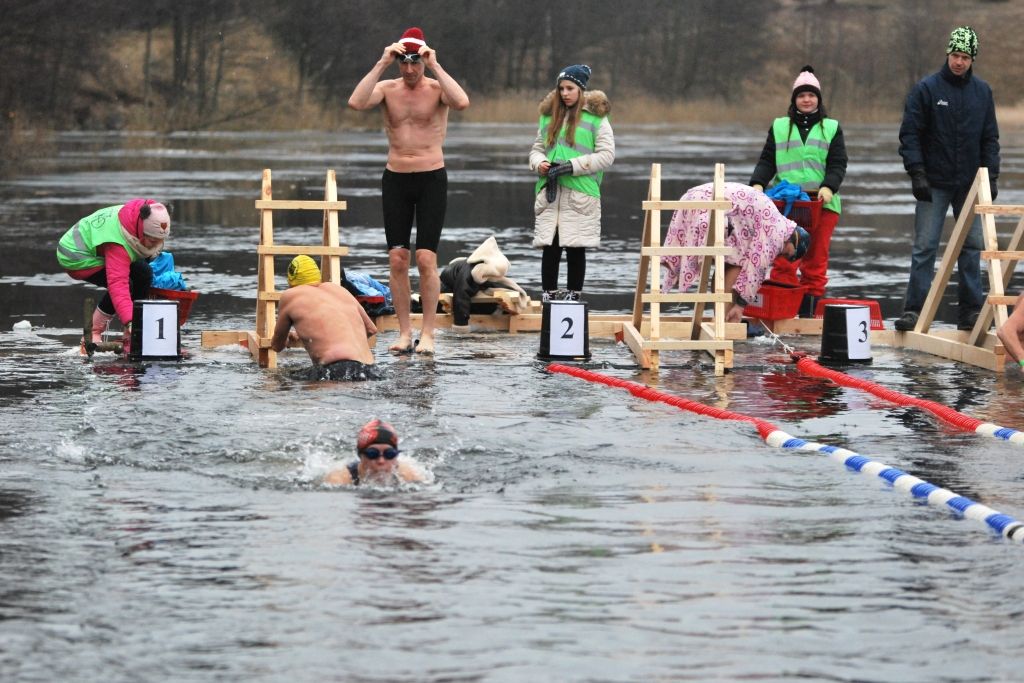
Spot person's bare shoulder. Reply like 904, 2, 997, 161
324, 466, 354, 486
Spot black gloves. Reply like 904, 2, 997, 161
544, 162, 574, 203
909, 167, 932, 203
991, 178, 998, 202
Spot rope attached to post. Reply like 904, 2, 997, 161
546, 363, 1024, 543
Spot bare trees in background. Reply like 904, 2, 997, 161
0, 0, 1016, 136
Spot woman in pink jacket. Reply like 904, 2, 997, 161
56, 199, 171, 343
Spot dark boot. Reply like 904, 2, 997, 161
798, 293, 818, 318
894, 310, 919, 332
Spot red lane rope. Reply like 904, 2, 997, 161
794, 356, 984, 432
547, 363, 780, 440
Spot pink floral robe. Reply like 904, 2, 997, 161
660, 182, 797, 302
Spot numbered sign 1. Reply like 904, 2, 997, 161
820, 304, 872, 365
538, 300, 590, 360
129, 299, 181, 361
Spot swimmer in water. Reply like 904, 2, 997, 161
271, 255, 383, 381
324, 419, 427, 486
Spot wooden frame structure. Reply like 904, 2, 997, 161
621, 163, 735, 375
248, 168, 348, 368
900, 167, 1024, 370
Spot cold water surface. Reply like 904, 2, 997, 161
1, 124, 1023, 681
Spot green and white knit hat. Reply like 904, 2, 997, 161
947, 26, 978, 58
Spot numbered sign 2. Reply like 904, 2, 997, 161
130, 299, 181, 361
820, 304, 872, 365
538, 300, 590, 360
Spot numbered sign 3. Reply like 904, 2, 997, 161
820, 304, 872, 365
130, 299, 182, 361
538, 301, 590, 360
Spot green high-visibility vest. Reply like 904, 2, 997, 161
56, 204, 139, 270
534, 110, 605, 199
771, 116, 841, 213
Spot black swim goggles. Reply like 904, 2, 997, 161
395, 52, 421, 63
361, 447, 401, 460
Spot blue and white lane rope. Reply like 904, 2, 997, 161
763, 429, 1024, 543
546, 364, 1024, 544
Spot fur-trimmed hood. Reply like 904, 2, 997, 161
538, 89, 611, 118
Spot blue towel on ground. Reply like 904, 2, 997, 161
149, 252, 188, 290
344, 271, 392, 306
765, 180, 810, 217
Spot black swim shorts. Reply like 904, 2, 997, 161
304, 360, 384, 382
381, 167, 447, 253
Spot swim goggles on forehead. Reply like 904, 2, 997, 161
395, 52, 421, 63
361, 447, 400, 460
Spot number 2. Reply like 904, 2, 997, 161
560, 317, 575, 339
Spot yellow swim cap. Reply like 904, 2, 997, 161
287, 255, 321, 287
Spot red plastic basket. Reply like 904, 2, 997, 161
150, 287, 199, 327
743, 281, 807, 321
814, 298, 885, 330
773, 198, 823, 232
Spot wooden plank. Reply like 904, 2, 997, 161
257, 245, 350, 256
650, 163, 662, 348
712, 163, 728, 342
254, 200, 348, 210
621, 323, 652, 369
321, 169, 342, 285
975, 205, 1024, 215
988, 295, 1019, 306
981, 250, 1024, 260
642, 200, 732, 211
201, 330, 248, 348
900, 330, 1003, 371
642, 339, 734, 351
632, 169, 655, 330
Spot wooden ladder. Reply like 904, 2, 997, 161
901, 167, 1024, 370
251, 168, 349, 368
621, 163, 734, 375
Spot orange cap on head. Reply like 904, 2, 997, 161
357, 419, 399, 451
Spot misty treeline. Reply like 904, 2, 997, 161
0, 0, 1017, 133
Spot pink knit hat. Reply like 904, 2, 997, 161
118, 198, 170, 240
141, 202, 170, 239
791, 65, 821, 101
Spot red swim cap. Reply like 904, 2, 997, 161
357, 419, 399, 451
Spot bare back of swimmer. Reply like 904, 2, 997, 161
271, 282, 377, 367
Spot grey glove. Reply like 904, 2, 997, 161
545, 178, 557, 203
909, 167, 932, 203
547, 161, 574, 179
544, 162, 573, 203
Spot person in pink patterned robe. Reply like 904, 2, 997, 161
660, 182, 804, 322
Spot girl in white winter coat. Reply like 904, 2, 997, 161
528, 64, 615, 302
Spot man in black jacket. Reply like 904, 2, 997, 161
895, 26, 1000, 332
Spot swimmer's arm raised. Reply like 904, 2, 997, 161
347, 45, 397, 111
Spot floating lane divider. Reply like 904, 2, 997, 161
546, 363, 1024, 543
795, 355, 1024, 447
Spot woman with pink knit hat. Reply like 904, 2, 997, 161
56, 199, 171, 345
749, 65, 848, 318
